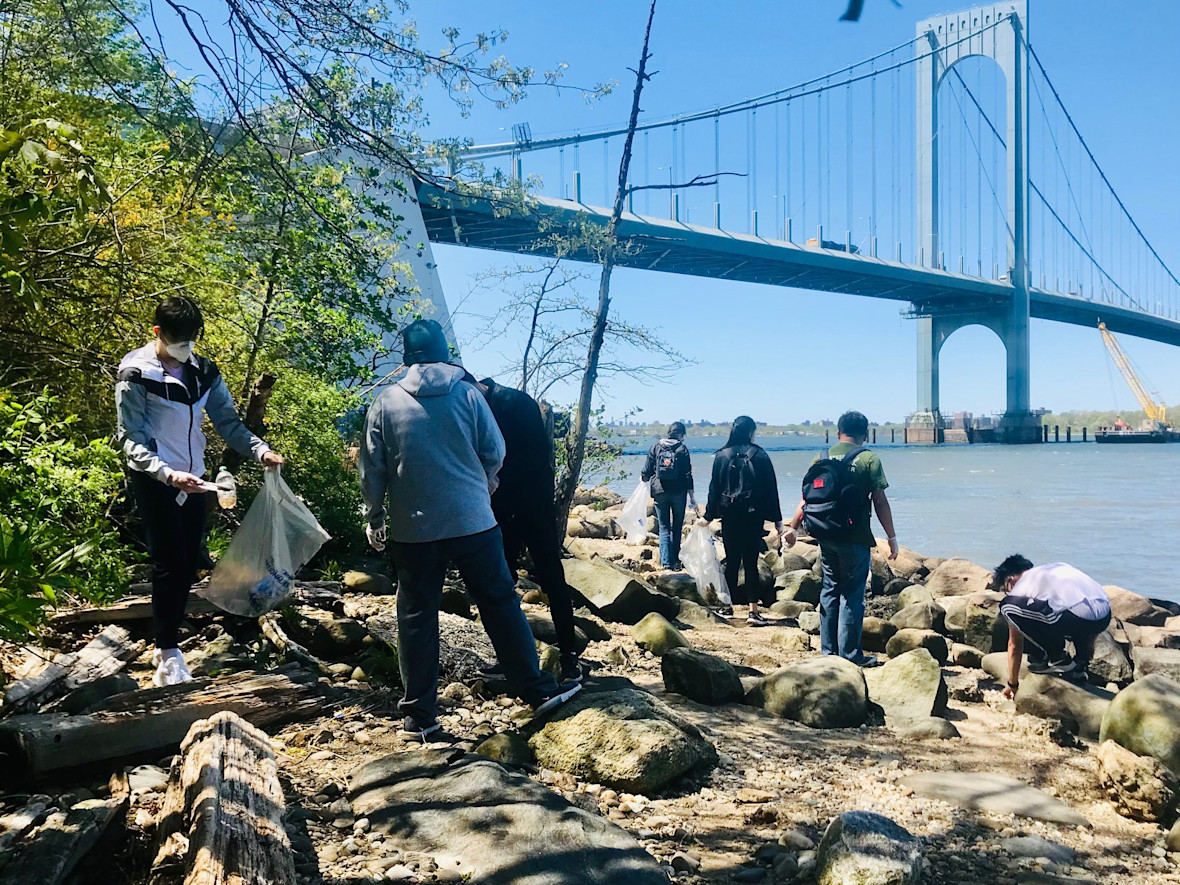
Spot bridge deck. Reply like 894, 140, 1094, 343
417, 183, 1180, 347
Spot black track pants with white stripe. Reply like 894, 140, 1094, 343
999, 595, 1111, 664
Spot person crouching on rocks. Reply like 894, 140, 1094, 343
993, 555, 1112, 700
641, 422, 699, 570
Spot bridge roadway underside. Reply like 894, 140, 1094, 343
417, 184, 1180, 348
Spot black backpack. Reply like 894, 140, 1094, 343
720, 445, 758, 514
654, 442, 687, 485
801, 447, 867, 541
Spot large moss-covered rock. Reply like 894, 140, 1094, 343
769, 600, 816, 619
885, 629, 949, 664
963, 603, 1004, 654
1015, 674, 1112, 739
746, 657, 868, 728
630, 613, 690, 655
776, 570, 822, 606
527, 688, 717, 793
890, 601, 945, 633
661, 648, 744, 706
816, 811, 922, 885
864, 648, 948, 722
1096, 739, 1178, 822
925, 559, 993, 598
564, 558, 679, 625
861, 617, 898, 653
1100, 674, 1180, 776
897, 585, 935, 610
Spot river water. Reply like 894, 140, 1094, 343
609, 438, 1180, 602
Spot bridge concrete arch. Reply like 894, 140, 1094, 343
914, 1, 1038, 441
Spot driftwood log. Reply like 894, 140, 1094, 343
149, 711, 294, 885
258, 612, 333, 676
2, 625, 142, 714
0, 666, 325, 784
0, 772, 128, 885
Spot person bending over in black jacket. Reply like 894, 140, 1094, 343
700, 416, 784, 626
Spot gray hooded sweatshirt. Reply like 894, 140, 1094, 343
360, 363, 506, 544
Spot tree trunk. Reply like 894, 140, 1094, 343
2, 625, 141, 714
0, 666, 323, 785
149, 711, 295, 885
223, 372, 277, 471
554, 0, 658, 534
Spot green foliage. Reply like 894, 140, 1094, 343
554, 404, 629, 489
0, 391, 135, 640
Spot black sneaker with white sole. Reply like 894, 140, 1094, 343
1033, 655, 1076, 676
746, 610, 770, 627
477, 661, 504, 678
399, 716, 443, 741
531, 681, 583, 717
560, 654, 585, 684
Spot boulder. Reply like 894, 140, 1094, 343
863, 648, 948, 722
950, 643, 984, 669
474, 731, 533, 768
675, 600, 731, 628
186, 634, 246, 677
1169, 818, 1180, 853
897, 585, 935, 610
1123, 623, 1180, 650
564, 558, 679, 625
525, 611, 590, 654
889, 555, 925, 582
280, 608, 368, 658
1105, 585, 1169, 627
776, 570, 822, 606
771, 630, 813, 653
1131, 646, 1180, 683
1000, 836, 1074, 865
924, 559, 994, 598
815, 811, 922, 885
366, 610, 497, 682
1014, 674, 1113, 740
1088, 631, 1133, 686
1100, 674, 1180, 777
630, 613, 690, 655
652, 573, 705, 605
885, 629, 949, 665
774, 552, 813, 574
963, 604, 1005, 654
798, 611, 822, 635
982, 651, 1029, 682
869, 555, 894, 595
769, 600, 816, 619
527, 688, 717, 793
349, 749, 666, 885
861, 617, 897, 653
343, 570, 394, 595
661, 648, 744, 706
746, 657, 868, 729
889, 601, 945, 633
1096, 739, 1178, 822
894, 717, 960, 740
574, 612, 613, 641
791, 542, 821, 564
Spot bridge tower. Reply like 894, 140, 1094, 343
911, 1, 1040, 443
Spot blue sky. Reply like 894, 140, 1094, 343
178, 1, 1180, 424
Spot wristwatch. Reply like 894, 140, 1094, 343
1007, 681, 1019, 690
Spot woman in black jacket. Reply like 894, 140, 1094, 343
640, 422, 698, 569
701, 416, 783, 625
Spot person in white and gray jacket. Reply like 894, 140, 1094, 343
359, 319, 581, 740
116, 296, 283, 686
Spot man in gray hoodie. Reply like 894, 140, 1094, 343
360, 320, 581, 739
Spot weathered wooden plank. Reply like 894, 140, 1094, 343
0, 667, 326, 784
0, 772, 128, 885
2, 625, 141, 714
150, 711, 295, 885
49, 595, 219, 629
0, 798, 51, 868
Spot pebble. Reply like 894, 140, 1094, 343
307, 750, 334, 762
671, 852, 701, 873
384, 864, 416, 880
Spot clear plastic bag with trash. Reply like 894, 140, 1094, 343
619, 479, 651, 545
681, 524, 732, 606
198, 468, 330, 616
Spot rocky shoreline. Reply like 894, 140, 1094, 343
2, 486, 1180, 884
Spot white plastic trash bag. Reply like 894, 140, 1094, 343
619, 479, 651, 545
681, 524, 732, 606
200, 468, 331, 616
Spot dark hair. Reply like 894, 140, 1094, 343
667, 422, 686, 440
722, 415, 756, 450
154, 296, 204, 341
838, 410, 870, 439
993, 554, 1034, 589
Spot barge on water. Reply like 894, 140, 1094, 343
1094, 425, 1180, 444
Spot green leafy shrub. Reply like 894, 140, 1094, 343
0, 390, 136, 639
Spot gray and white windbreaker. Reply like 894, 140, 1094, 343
115, 342, 271, 483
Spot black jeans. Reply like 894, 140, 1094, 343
721, 514, 765, 606
1000, 595, 1112, 665
389, 526, 558, 724
495, 498, 579, 658
129, 471, 207, 649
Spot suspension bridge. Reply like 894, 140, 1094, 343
414, 1, 1180, 443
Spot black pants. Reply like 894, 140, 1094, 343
721, 514, 766, 606
389, 527, 557, 724
130, 471, 207, 649
1000, 595, 1112, 665
495, 498, 579, 658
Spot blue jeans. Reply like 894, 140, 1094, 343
818, 541, 872, 661
653, 491, 688, 567
389, 527, 558, 723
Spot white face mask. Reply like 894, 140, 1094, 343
164, 340, 195, 362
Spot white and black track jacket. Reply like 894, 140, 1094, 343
115, 343, 270, 483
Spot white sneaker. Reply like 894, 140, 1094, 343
153, 649, 193, 687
